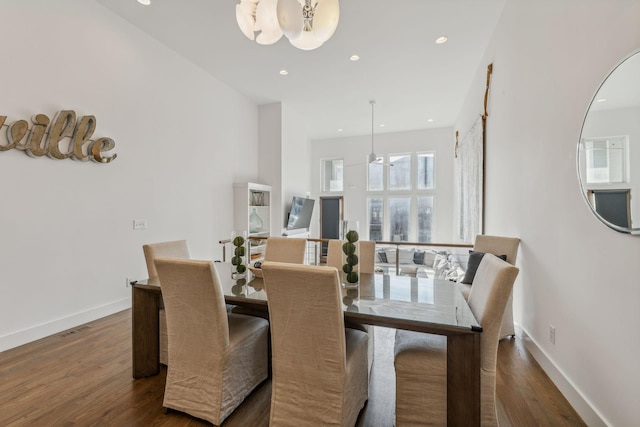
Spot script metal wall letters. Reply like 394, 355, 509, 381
0, 110, 117, 163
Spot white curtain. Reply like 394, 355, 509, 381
455, 117, 484, 243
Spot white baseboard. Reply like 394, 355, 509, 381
0, 298, 131, 353
518, 325, 609, 427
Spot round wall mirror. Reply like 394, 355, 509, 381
577, 50, 640, 234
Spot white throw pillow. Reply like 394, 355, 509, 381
398, 249, 415, 265
422, 250, 438, 266
385, 248, 397, 264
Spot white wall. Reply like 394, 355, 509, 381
455, 1, 640, 425
258, 103, 283, 235
309, 127, 455, 242
281, 104, 312, 230
257, 103, 311, 235
0, 1, 258, 350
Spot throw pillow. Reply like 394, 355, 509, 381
398, 249, 415, 265
385, 248, 397, 264
432, 252, 448, 269
444, 255, 465, 282
413, 250, 425, 265
433, 254, 450, 279
460, 250, 507, 284
378, 251, 388, 263
422, 250, 438, 266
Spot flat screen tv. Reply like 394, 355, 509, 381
286, 196, 315, 230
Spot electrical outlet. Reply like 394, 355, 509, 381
126, 276, 133, 287
549, 324, 556, 344
133, 219, 147, 230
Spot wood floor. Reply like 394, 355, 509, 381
0, 310, 585, 426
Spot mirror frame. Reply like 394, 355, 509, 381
577, 49, 640, 235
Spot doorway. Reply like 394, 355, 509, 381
319, 196, 343, 263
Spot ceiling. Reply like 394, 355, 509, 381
95, 0, 506, 140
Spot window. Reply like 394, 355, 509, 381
417, 196, 434, 242
366, 152, 436, 242
417, 153, 434, 189
321, 158, 344, 192
368, 163, 384, 191
367, 197, 384, 241
582, 137, 628, 184
389, 197, 410, 241
389, 154, 411, 190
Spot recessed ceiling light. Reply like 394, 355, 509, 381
596, 98, 607, 103
350, 55, 360, 62
427, 118, 434, 122
279, 69, 288, 76
379, 124, 385, 128
435, 36, 448, 44
137, 0, 151, 5
337, 128, 343, 132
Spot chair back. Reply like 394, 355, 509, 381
473, 234, 520, 265
467, 254, 519, 425
154, 258, 231, 357
263, 237, 307, 264
143, 240, 190, 281
261, 261, 348, 424
326, 239, 376, 274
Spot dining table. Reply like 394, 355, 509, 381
131, 262, 482, 426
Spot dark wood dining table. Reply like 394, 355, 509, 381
131, 262, 482, 426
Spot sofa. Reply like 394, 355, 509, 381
375, 246, 467, 281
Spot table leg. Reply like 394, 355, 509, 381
447, 333, 481, 426
132, 286, 160, 378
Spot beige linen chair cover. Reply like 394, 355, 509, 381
458, 234, 520, 338
142, 240, 190, 365
394, 254, 519, 426
261, 262, 369, 427
155, 258, 269, 426
326, 239, 376, 372
263, 237, 307, 264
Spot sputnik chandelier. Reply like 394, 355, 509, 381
235, 0, 340, 50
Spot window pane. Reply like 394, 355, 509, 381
368, 197, 384, 241
389, 154, 411, 191
417, 196, 434, 243
389, 197, 410, 241
321, 159, 343, 192
368, 163, 384, 191
584, 137, 627, 184
417, 153, 434, 189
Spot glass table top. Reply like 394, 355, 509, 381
137, 262, 481, 332
216, 262, 480, 332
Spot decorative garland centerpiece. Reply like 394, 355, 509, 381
231, 231, 248, 279
341, 220, 360, 288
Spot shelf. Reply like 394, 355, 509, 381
234, 182, 272, 244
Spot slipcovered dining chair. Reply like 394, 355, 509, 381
232, 236, 307, 318
326, 239, 376, 372
261, 262, 369, 427
263, 236, 307, 264
394, 254, 519, 426
142, 240, 190, 366
458, 234, 520, 339
154, 258, 269, 426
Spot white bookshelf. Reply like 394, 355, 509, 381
233, 182, 271, 265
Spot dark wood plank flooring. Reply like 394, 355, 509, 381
0, 310, 585, 426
